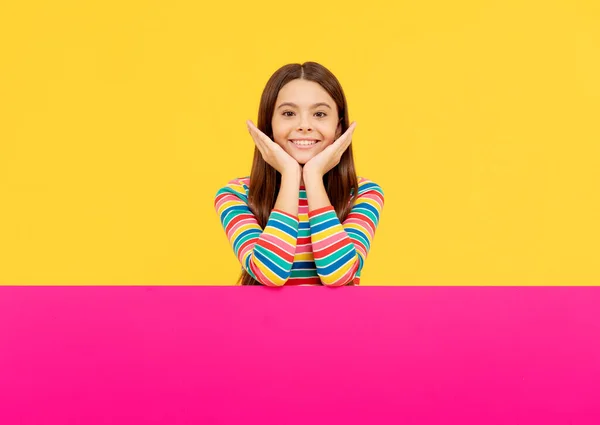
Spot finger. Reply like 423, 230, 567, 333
247, 122, 265, 146
334, 121, 356, 143
333, 122, 356, 152
246, 120, 255, 137
247, 121, 275, 148
254, 126, 275, 147
344, 122, 357, 140
344, 122, 357, 144
247, 123, 267, 155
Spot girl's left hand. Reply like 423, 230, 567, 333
303, 122, 357, 178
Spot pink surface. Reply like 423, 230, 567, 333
1, 286, 599, 425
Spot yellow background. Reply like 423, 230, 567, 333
1, 1, 598, 285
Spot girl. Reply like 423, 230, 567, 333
214, 61, 384, 286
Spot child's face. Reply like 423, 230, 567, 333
271, 79, 342, 165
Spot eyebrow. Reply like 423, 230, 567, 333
276, 102, 332, 110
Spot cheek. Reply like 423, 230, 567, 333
271, 122, 290, 146
319, 125, 338, 143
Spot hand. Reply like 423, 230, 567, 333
247, 120, 301, 178
303, 122, 357, 178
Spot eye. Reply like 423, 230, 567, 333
315, 111, 327, 118
282, 111, 295, 117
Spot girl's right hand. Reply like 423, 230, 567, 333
247, 120, 301, 178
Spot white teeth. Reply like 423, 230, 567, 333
291, 140, 318, 146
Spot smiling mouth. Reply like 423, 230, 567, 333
289, 140, 320, 148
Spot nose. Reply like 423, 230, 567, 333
297, 113, 313, 132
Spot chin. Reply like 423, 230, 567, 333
292, 154, 315, 165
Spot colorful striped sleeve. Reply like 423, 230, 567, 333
307, 180, 384, 286
214, 179, 300, 287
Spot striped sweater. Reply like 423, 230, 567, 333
214, 176, 384, 286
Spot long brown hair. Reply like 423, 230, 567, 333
239, 61, 359, 285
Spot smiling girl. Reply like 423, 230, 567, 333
214, 62, 384, 286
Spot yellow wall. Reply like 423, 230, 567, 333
1, 1, 599, 285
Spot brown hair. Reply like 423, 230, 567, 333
239, 61, 359, 285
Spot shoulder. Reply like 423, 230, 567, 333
214, 176, 251, 203
356, 177, 384, 199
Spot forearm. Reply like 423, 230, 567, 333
304, 171, 359, 286
246, 209, 299, 286
215, 181, 299, 287
274, 171, 302, 217
308, 205, 360, 286
303, 172, 331, 212
240, 171, 300, 286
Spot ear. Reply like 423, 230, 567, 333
335, 122, 342, 139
